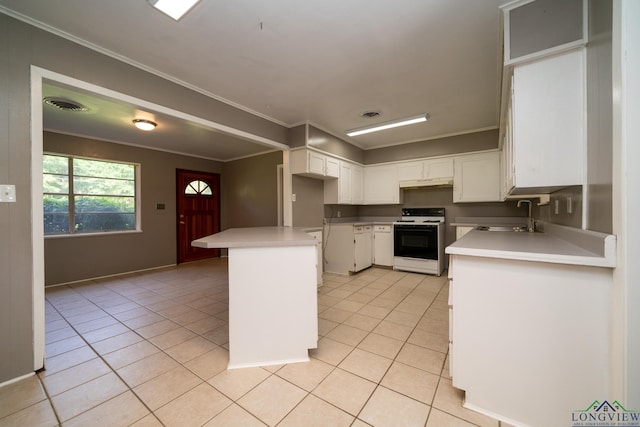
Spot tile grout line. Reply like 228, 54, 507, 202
44, 286, 167, 426
349, 272, 449, 425
37, 262, 489, 426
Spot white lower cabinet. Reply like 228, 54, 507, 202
449, 254, 612, 426
354, 225, 372, 272
323, 223, 372, 275
306, 230, 323, 287
453, 151, 501, 203
373, 224, 393, 266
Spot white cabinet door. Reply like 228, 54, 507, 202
398, 161, 424, 181
338, 163, 352, 203
364, 165, 400, 204
424, 158, 454, 179
324, 161, 362, 205
453, 152, 501, 203
324, 223, 373, 274
291, 149, 340, 179
325, 157, 340, 178
502, 92, 516, 195
373, 225, 393, 266
354, 225, 372, 272
510, 49, 584, 193
307, 151, 326, 176
399, 158, 454, 186
351, 165, 364, 205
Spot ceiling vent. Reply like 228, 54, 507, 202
360, 111, 381, 119
43, 97, 88, 112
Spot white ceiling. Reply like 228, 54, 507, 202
0, 0, 506, 161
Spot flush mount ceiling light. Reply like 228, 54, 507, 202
132, 119, 157, 131
148, 0, 201, 20
346, 113, 429, 137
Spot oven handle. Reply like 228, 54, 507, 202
393, 224, 439, 230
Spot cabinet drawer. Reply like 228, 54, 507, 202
373, 224, 391, 233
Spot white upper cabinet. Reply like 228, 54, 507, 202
351, 164, 364, 205
507, 49, 585, 194
364, 164, 400, 205
425, 158, 454, 180
325, 156, 340, 178
324, 160, 363, 204
291, 149, 339, 179
398, 158, 454, 187
453, 152, 501, 203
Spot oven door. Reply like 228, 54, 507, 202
394, 224, 439, 260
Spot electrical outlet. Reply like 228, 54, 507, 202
554, 199, 560, 215
337, 211, 341, 218
292, 193, 296, 202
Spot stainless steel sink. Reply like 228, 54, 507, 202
476, 225, 530, 232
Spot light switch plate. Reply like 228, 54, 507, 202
0, 185, 16, 202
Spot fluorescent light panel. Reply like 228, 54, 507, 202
346, 114, 429, 137
149, 0, 200, 20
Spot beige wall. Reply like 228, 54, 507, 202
0, 13, 289, 383
1, 15, 43, 382
292, 175, 324, 227
222, 151, 283, 229
288, 125, 306, 148
364, 129, 499, 165
308, 125, 365, 164
43, 132, 223, 285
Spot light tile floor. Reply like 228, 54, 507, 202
0, 258, 506, 427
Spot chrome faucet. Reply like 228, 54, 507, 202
517, 199, 535, 232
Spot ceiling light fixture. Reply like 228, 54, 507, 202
132, 119, 157, 131
346, 114, 429, 137
148, 0, 201, 20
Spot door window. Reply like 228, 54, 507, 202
184, 180, 213, 195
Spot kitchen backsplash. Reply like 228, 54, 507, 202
324, 186, 530, 248
542, 185, 583, 229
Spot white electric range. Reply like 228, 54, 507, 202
393, 207, 446, 276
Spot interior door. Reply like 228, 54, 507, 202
176, 169, 220, 263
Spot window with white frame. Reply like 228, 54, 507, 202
43, 154, 139, 235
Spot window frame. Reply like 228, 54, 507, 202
43, 152, 142, 238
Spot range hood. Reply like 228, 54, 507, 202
399, 177, 454, 188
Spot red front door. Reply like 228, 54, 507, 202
176, 169, 221, 263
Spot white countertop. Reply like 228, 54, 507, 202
450, 216, 528, 227
446, 222, 616, 268
192, 227, 317, 249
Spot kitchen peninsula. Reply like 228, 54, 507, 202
192, 227, 318, 369
445, 223, 616, 426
